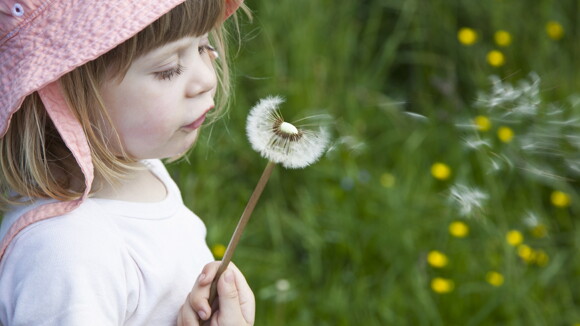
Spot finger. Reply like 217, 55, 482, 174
197, 261, 222, 286
216, 269, 246, 325
189, 262, 223, 320
178, 303, 200, 326
227, 264, 255, 324
187, 291, 210, 322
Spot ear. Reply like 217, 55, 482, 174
224, 0, 243, 19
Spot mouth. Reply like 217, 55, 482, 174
183, 106, 215, 131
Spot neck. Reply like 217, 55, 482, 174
91, 162, 167, 202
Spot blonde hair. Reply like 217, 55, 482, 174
0, 0, 239, 210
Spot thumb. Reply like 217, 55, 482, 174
216, 269, 246, 325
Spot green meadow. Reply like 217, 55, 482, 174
175, 0, 580, 324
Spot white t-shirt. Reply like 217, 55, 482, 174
0, 159, 214, 325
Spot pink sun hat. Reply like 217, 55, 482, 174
0, 0, 243, 260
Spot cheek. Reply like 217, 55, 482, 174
122, 108, 175, 138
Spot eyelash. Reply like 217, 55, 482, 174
154, 45, 217, 81
155, 64, 185, 81
200, 44, 218, 58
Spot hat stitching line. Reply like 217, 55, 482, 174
0, 0, 52, 45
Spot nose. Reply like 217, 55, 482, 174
185, 55, 217, 98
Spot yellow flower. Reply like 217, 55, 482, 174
494, 30, 512, 47
449, 221, 469, 238
497, 126, 514, 143
431, 162, 451, 180
534, 249, 549, 267
487, 50, 505, 67
486, 271, 504, 287
551, 190, 571, 208
474, 115, 492, 131
546, 21, 564, 40
517, 244, 534, 262
458, 27, 478, 45
431, 277, 454, 293
211, 243, 227, 259
380, 173, 396, 188
531, 224, 547, 238
506, 230, 524, 246
427, 250, 449, 268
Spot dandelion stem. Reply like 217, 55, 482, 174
206, 160, 276, 313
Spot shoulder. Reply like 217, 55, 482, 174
2, 200, 127, 276
0, 202, 131, 324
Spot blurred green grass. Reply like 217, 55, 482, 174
0, 0, 577, 325
175, 0, 580, 324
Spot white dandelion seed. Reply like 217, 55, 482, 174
404, 111, 429, 122
523, 212, 540, 228
462, 136, 491, 150
448, 184, 489, 217
246, 95, 330, 169
326, 136, 367, 157
476, 73, 541, 116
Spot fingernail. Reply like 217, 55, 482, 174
224, 270, 234, 283
198, 273, 206, 282
198, 310, 207, 320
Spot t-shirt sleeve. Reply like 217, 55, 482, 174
0, 215, 131, 326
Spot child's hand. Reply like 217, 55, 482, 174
178, 261, 255, 326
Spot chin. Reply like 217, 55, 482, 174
167, 129, 200, 159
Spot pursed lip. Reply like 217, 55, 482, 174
183, 106, 215, 130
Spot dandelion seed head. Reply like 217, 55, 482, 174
279, 122, 299, 135
246, 96, 330, 169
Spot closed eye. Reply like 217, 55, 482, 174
154, 64, 185, 81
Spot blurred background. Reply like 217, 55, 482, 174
174, 0, 580, 324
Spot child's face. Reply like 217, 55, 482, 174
100, 35, 218, 159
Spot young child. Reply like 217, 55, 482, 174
0, 0, 254, 325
